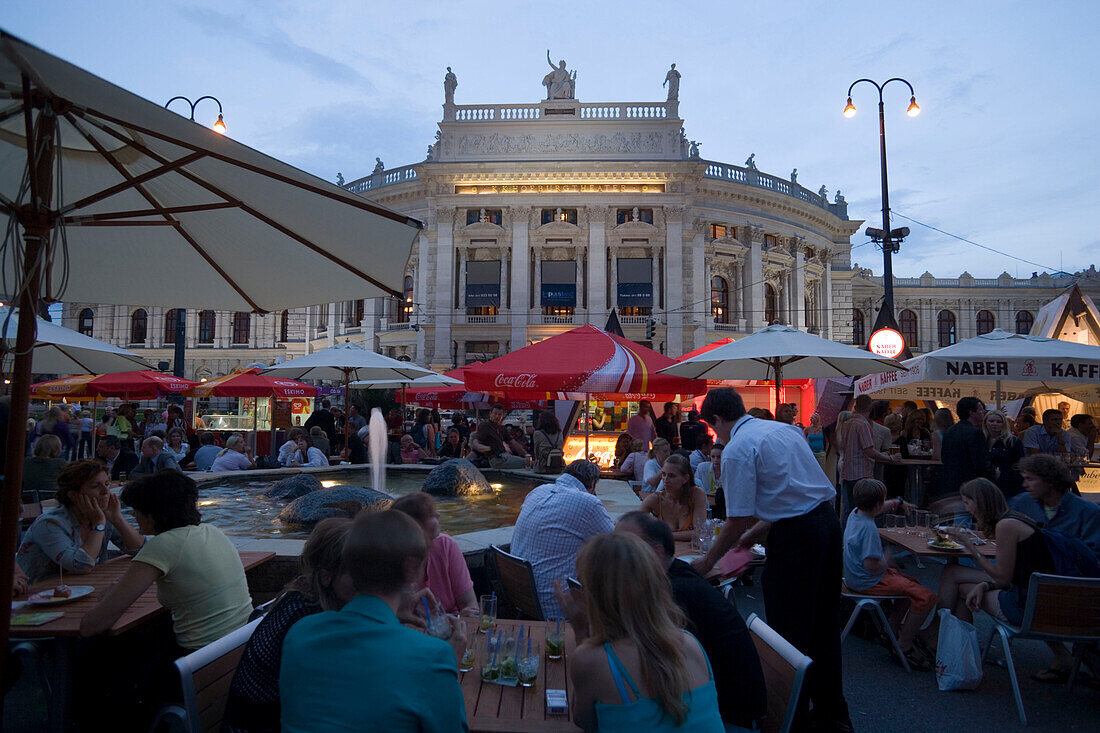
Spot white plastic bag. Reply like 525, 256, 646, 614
935, 608, 983, 691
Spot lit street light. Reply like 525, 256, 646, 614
163, 95, 227, 378
844, 78, 919, 336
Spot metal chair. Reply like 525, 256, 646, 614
839, 582, 910, 672
746, 613, 812, 733
489, 544, 545, 620
148, 617, 262, 733
981, 573, 1100, 725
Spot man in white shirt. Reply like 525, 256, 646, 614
695, 388, 851, 732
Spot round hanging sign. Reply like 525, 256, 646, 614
869, 328, 905, 359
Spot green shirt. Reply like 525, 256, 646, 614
280, 594, 468, 732
134, 523, 252, 649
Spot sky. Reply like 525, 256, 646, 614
5, 0, 1100, 279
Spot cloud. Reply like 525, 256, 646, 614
843, 34, 915, 66
175, 6, 373, 91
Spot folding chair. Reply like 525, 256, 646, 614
490, 544, 545, 620
981, 573, 1100, 725
747, 613, 812, 733
840, 582, 910, 671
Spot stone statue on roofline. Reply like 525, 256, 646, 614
818, 185, 828, 199
443, 66, 458, 105
689, 141, 701, 159
745, 153, 757, 170
373, 157, 384, 176
336, 172, 344, 186
543, 50, 576, 100
834, 190, 845, 203
663, 63, 680, 103
790, 168, 797, 184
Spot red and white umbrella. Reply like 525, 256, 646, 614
185, 367, 317, 399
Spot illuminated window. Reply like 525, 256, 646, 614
198, 310, 216, 344
232, 313, 250, 344
710, 224, 727, 239
467, 209, 502, 225
395, 277, 414, 323
1015, 310, 1034, 334
937, 310, 957, 347
78, 308, 94, 336
898, 309, 918, 347
615, 208, 653, 225
765, 284, 778, 324
976, 310, 995, 335
764, 234, 778, 249
711, 276, 729, 323
130, 309, 147, 344
540, 208, 577, 225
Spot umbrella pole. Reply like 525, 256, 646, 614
774, 363, 784, 414
252, 399, 258, 455
996, 379, 1002, 410
91, 397, 99, 459
270, 397, 277, 457
585, 393, 591, 460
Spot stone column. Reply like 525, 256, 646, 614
510, 207, 531, 349
792, 242, 806, 330
456, 340, 467, 366
415, 232, 430, 360
664, 206, 684, 356
746, 228, 764, 332
457, 249, 467, 310
586, 206, 607, 325
610, 249, 619, 309
533, 248, 543, 321
326, 303, 337, 347
651, 249, 662, 312
823, 257, 833, 339
432, 207, 456, 369
691, 226, 705, 326
500, 250, 510, 313
575, 250, 585, 320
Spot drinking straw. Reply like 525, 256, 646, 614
421, 596, 432, 623
490, 591, 496, 616
527, 632, 532, 658
491, 629, 500, 667
517, 624, 524, 662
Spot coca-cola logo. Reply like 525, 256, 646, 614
494, 373, 538, 389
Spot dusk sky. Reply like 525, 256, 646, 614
6, 0, 1099, 279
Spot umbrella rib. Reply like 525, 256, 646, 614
46, 344, 100, 375
0, 103, 23, 125
71, 107, 422, 230
63, 202, 240, 224
78, 114, 403, 299
64, 113, 265, 312
59, 151, 205, 214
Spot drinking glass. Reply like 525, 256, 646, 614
498, 632, 518, 685
480, 632, 500, 681
519, 637, 542, 687
546, 617, 565, 660
479, 594, 496, 634
458, 622, 476, 673
916, 510, 932, 535
881, 514, 895, 530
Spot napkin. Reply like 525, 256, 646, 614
717, 547, 754, 577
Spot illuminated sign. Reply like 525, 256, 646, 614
868, 328, 905, 359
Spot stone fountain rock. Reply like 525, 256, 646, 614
265, 474, 321, 500
278, 485, 393, 525
422, 459, 494, 497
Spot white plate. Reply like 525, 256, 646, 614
27, 586, 94, 605
751, 544, 767, 557
927, 539, 964, 552
676, 555, 702, 563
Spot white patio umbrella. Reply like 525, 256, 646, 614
853, 328, 1100, 407
0, 28, 422, 659
659, 324, 907, 405
350, 373, 463, 390
0, 306, 150, 374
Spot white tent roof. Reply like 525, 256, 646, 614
351, 373, 462, 390
0, 29, 420, 311
0, 307, 150, 374
261, 342, 434, 383
853, 328, 1100, 403
660, 324, 906, 381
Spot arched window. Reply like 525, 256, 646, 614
852, 309, 865, 345
198, 310, 216, 344
78, 308, 94, 336
976, 309, 995, 335
764, 284, 778, 324
898, 309, 918, 348
164, 308, 179, 345
279, 310, 289, 342
355, 299, 365, 324
232, 313, 250, 344
1015, 310, 1034, 334
395, 276, 414, 323
711, 276, 729, 323
129, 309, 147, 344
937, 310, 957, 347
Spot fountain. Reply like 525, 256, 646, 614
369, 407, 387, 493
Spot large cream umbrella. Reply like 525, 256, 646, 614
0, 28, 421, 665
658, 324, 907, 406
0, 306, 150, 374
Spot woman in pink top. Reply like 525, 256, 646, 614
390, 492, 478, 616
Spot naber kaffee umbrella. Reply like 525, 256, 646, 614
0, 28, 421, 670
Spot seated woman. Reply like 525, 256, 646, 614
531, 411, 565, 473
211, 433, 256, 472
17, 460, 145, 583
222, 518, 355, 733
935, 477, 1055, 632
399, 434, 425, 464
80, 471, 254, 651
643, 438, 672, 494
22, 434, 68, 498
163, 427, 189, 464
279, 511, 468, 731
570, 532, 723, 732
638, 454, 707, 542
614, 439, 648, 483
277, 428, 307, 467
437, 426, 466, 460
289, 435, 328, 468
391, 492, 478, 616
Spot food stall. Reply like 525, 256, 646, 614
186, 369, 317, 454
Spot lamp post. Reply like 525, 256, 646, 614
163, 96, 226, 377
843, 79, 919, 324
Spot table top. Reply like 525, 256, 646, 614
895, 458, 941, 466
463, 619, 580, 732
879, 528, 997, 558
10, 550, 274, 638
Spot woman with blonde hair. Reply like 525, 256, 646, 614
984, 408, 1025, 497
643, 438, 671, 493
211, 433, 256, 471
570, 532, 722, 731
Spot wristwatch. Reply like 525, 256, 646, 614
93, 523, 106, 532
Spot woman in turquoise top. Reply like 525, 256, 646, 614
570, 533, 722, 732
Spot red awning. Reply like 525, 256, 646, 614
463, 325, 705, 401
398, 365, 547, 410
32, 370, 199, 400
183, 368, 318, 399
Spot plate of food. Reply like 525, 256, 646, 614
927, 538, 965, 551
27, 585, 94, 605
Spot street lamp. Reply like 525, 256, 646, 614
163, 95, 227, 377
843, 78, 919, 328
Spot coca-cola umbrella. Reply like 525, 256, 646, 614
391, 366, 548, 411
463, 325, 705, 453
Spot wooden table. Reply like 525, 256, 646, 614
10, 550, 274, 733
879, 528, 996, 559
463, 619, 580, 732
